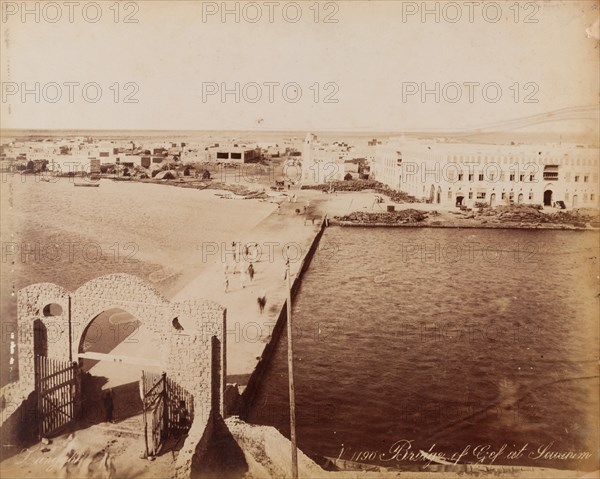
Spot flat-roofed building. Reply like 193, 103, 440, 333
371, 138, 599, 209
209, 145, 261, 163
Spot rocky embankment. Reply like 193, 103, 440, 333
333, 204, 600, 229
475, 204, 599, 228
301, 179, 417, 202
334, 209, 428, 224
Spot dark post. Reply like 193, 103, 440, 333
286, 262, 298, 479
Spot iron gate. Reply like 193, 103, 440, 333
35, 355, 80, 438
140, 371, 194, 457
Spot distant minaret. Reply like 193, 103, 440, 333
302, 133, 313, 181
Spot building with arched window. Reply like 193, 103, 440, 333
371, 138, 599, 209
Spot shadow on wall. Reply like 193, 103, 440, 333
191, 413, 248, 479
79, 374, 143, 429
0, 391, 38, 462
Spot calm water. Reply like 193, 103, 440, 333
246, 226, 600, 471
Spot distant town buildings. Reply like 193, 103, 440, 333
301, 133, 348, 184
0, 137, 262, 176
300, 133, 378, 184
1, 133, 598, 211
371, 137, 599, 208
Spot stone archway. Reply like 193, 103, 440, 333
8, 274, 227, 454
572, 194, 578, 208
489, 193, 496, 207
429, 184, 435, 203
436, 186, 442, 204
78, 308, 141, 366
70, 274, 174, 364
543, 189, 553, 206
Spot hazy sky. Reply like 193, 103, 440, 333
1, 1, 599, 134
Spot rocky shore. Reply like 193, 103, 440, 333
333, 204, 600, 230
301, 179, 417, 202
134, 177, 271, 200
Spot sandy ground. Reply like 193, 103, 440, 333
0, 418, 179, 479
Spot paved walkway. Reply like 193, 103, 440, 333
173, 199, 323, 381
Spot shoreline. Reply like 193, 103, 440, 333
238, 215, 327, 413
331, 220, 597, 231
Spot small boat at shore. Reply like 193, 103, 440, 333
74, 181, 100, 187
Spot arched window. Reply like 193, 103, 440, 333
43, 303, 63, 317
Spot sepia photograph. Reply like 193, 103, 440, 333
0, 1, 599, 478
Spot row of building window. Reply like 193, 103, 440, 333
400, 172, 597, 183
446, 156, 596, 167
565, 174, 595, 182
449, 191, 596, 202
386, 154, 597, 168
564, 192, 595, 201
444, 173, 538, 182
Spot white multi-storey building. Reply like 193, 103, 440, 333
301, 133, 347, 184
372, 138, 599, 209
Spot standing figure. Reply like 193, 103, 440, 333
224, 275, 229, 293
103, 389, 114, 423
177, 400, 190, 430
248, 263, 255, 282
257, 290, 267, 314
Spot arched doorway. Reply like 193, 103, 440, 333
517, 193, 524, 204
78, 308, 150, 427
489, 193, 496, 207
429, 185, 435, 203
456, 195, 464, 206
543, 189, 553, 206
572, 194, 578, 208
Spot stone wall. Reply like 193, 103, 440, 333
168, 299, 226, 414
241, 217, 327, 414
16, 282, 72, 392
70, 273, 173, 368
1, 273, 226, 478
